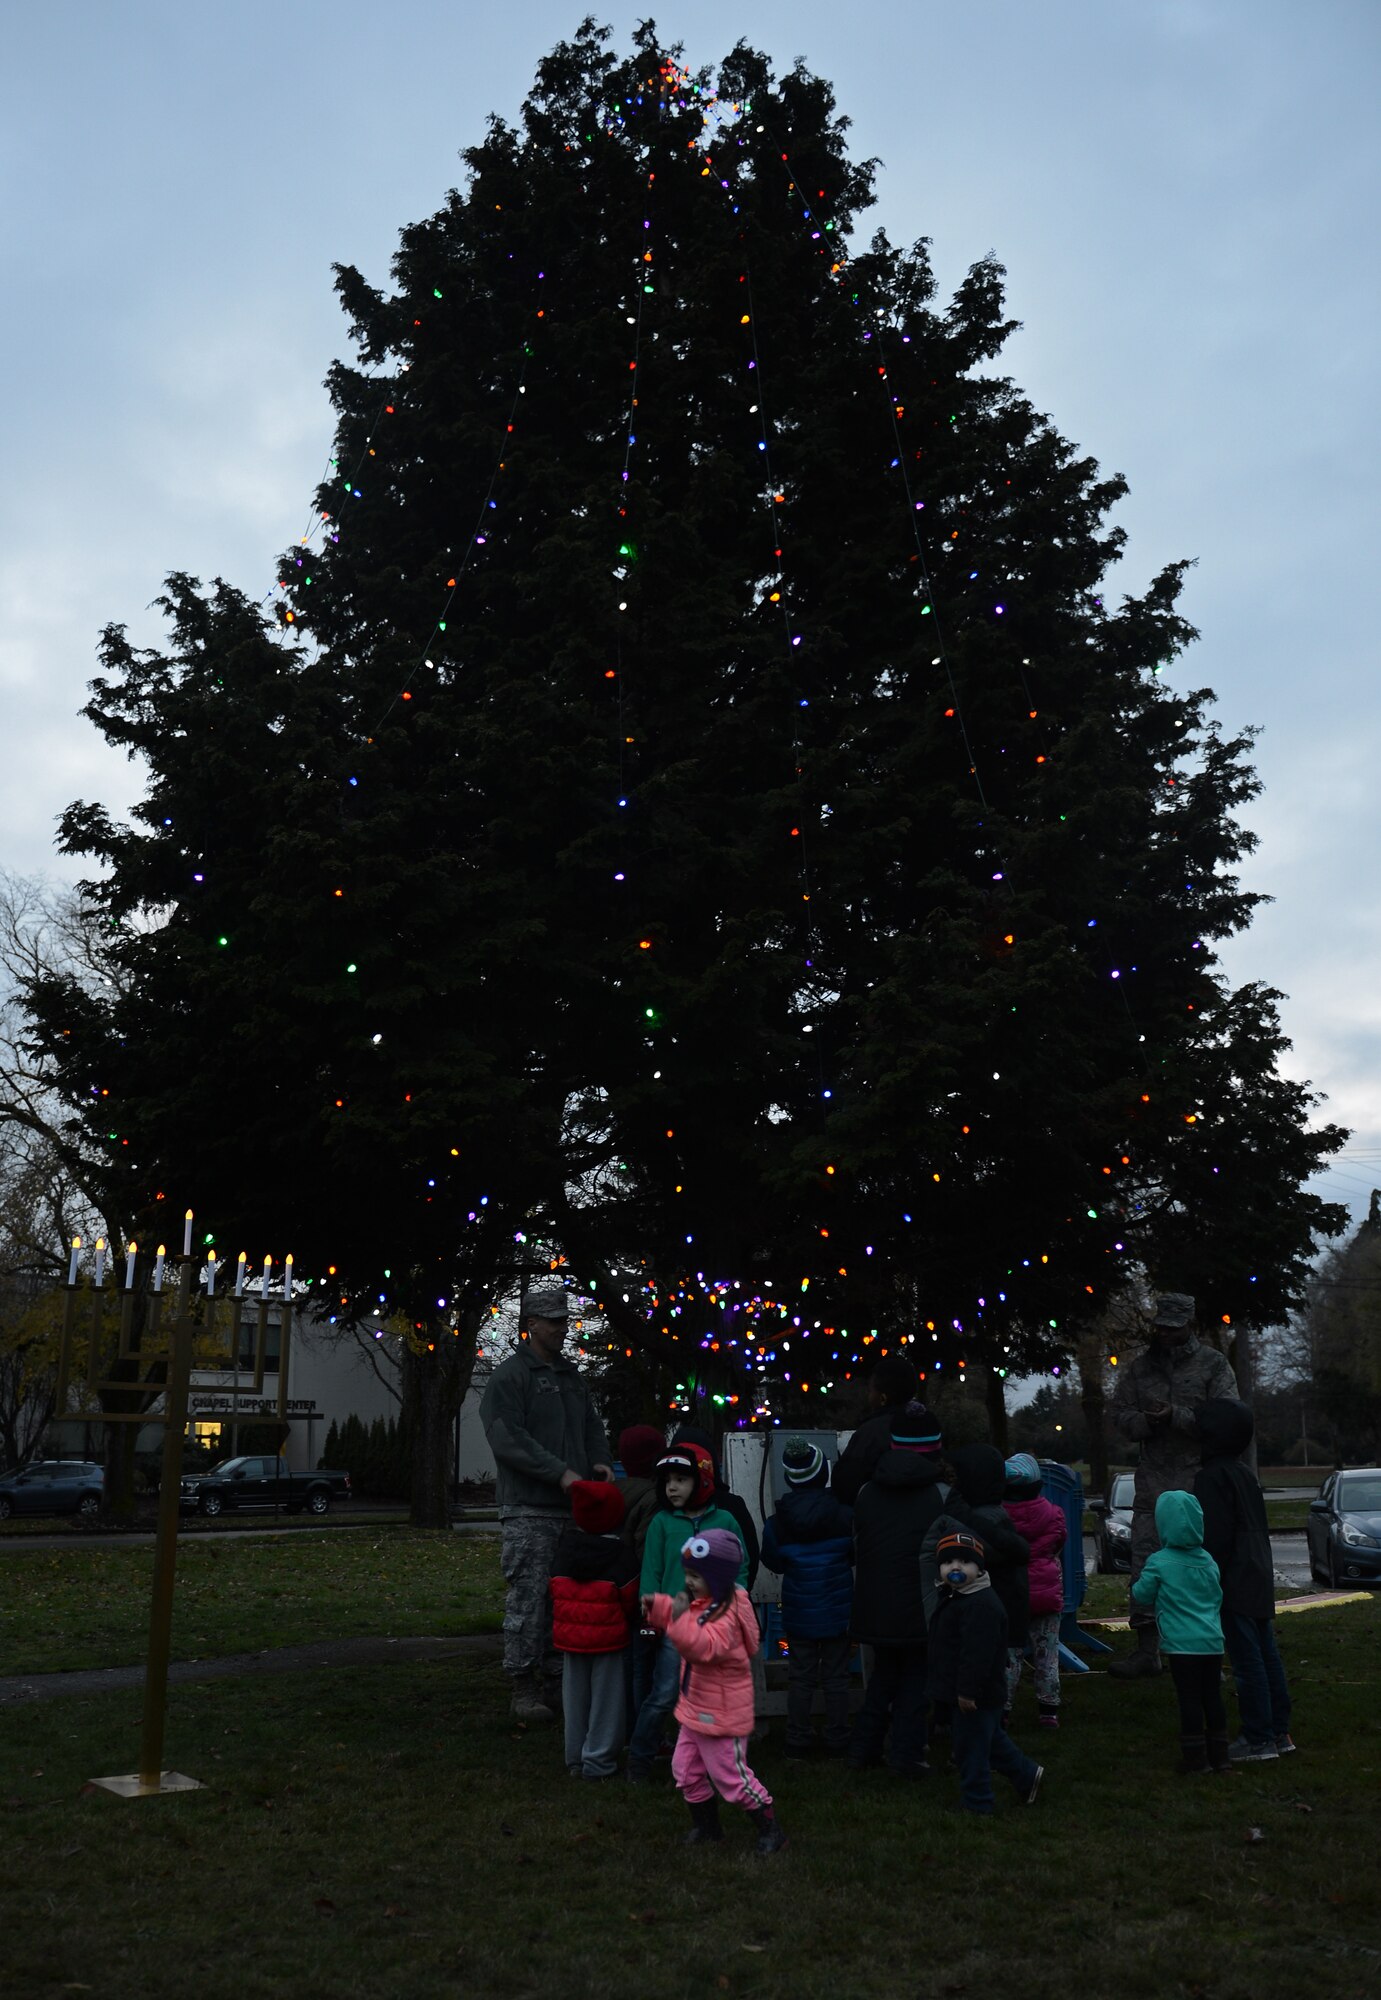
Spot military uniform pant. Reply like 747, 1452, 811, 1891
499, 1511, 565, 1682
1128, 1500, 1163, 1631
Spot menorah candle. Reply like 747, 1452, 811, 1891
68, 1237, 81, 1285
153, 1245, 166, 1292
183, 1209, 193, 1257
284, 1254, 294, 1297
235, 1253, 247, 1297
206, 1252, 218, 1297
94, 1238, 106, 1287
263, 1255, 272, 1295
125, 1242, 137, 1290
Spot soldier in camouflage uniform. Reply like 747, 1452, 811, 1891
1109, 1293, 1238, 1678
479, 1285, 612, 1721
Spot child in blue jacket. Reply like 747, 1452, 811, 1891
760, 1438, 854, 1756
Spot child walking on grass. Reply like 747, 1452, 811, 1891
643, 1529, 787, 1854
1130, 1489, 1231, 1775
1002, 1453, 1068, 1728
926, 1530, 1044, 1815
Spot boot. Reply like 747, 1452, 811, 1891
683, 1797, 724, 1845
747, 1806, 788, 1856
508, 1672, 555, 1723
1107, 1626, 1162, 1679
1207, 1733, 1235, 1774
1178, 1734, 1209, 1775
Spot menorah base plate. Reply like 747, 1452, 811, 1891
90, 1770, 204, 1798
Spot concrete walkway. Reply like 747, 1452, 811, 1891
0, 1631, 502, 1706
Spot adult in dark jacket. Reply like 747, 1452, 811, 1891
1194, 1398, 1292, 1759
848, 1404, 951, 1775
673, 1424, 760, 1590
761, 1437, 854, 1754
831, 1355, 923, 1507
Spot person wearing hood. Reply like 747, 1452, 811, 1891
847, 1402, 950, 1776
919, 1444, 1032, 1666
926, 1532, 1044, 1814
1130, 1489, 1230, 1774
627, 1443, 747, 1782
831, 1355, 922, 1506
1003, 1453, 1068, 1728
1110, 1292, 1237, 1679
672, 1423, 761, 1590
616, 1424, 666, 1560
1194, 1398, 1293, 1762
761, 1438, 855, 1756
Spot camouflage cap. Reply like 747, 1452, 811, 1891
522, 1284, 569, 1321
1152, 1293, 1195, 1329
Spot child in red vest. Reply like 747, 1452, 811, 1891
549, 1480, 640, 1779
644, 1529, 787, 1853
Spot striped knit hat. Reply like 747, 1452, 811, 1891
1004, 1452, 1044, 1499
782, 1437, 828, 1488
889, 1401, 942, 1454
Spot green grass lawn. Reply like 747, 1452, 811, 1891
0, 1529, 505, 1674
1, 1598, 1378, 2000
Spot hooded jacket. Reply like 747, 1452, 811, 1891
761, 1486, 855, 1639
919, 1446, 1032, 1645
549, 1524, 641, 1653
850, 1448, 950, 1645
1193, 1399, 1274, 1620
831, 1408, 909, 1507
646, 1585, 761, 1738
673, 1425, 761, 1590
1003, 1493, 1068, 1619
639, 1445, 747, 1598
1130, 1489, 1224, 1654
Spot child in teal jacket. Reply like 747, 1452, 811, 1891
1131, 1489, 1229, 1773
627, 1443, 747, 1780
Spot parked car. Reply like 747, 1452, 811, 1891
1091, 1471, 1136, 1572
1306, 1467, 1381, 1589
179, 1455, 351, 1518
0, 1458, 106, 1520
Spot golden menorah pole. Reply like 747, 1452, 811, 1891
91, 1259, 203, 1798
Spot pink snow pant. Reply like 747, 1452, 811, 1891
672, 1725, 773, 1810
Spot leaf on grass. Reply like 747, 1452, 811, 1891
1293, 1801, 1313, 1813
716, 1981, 730, 1992
384, 1903, 407, 1918
741, 1944, 766, 1953
314, 1897, 336, 1916
1244, 1826, 1265, 1843
629, 1910, 661, 1925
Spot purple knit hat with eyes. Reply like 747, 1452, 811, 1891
681, 1527, 741, 1604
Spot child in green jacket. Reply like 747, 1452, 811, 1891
1130, 1489, 1229, 1774
626, 1443, 746, 1780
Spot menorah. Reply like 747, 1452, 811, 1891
55, 1214, 297, 1798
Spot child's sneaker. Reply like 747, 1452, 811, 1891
748, 1807, 788, 1855
1037, 1710, 1060, 1730
1025, 1765, 1045, 1804
1275, 1733, 1297, 1755
1227, 1735, 1279, 1763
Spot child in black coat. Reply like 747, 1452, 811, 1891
927, 1531, 1044, 1815
1194, 1398, 1293, 1761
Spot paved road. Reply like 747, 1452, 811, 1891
1083, 1531, 1313, 1589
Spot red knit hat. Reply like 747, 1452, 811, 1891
618, 1424, 666, 1480
570, 1479, 626, 1535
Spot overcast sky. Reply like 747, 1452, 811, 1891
3, 0, 1377, 1233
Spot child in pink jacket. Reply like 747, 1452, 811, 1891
1003, 1455, 1068, 1727
643, 1528, 787, 1854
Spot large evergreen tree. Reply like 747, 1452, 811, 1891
21, 23, 1344, 1513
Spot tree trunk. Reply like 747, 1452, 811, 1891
402, 1314, 480, 1528
1230, 1326, 1258, 1474
1079, 1359, 1110, 1498
984, 1368, 1009, 1455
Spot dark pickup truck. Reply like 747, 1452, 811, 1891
180, 1455, 351, 1518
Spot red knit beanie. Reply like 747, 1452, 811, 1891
571, 1479, 626, 1535
618, 1424, 666, 1480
